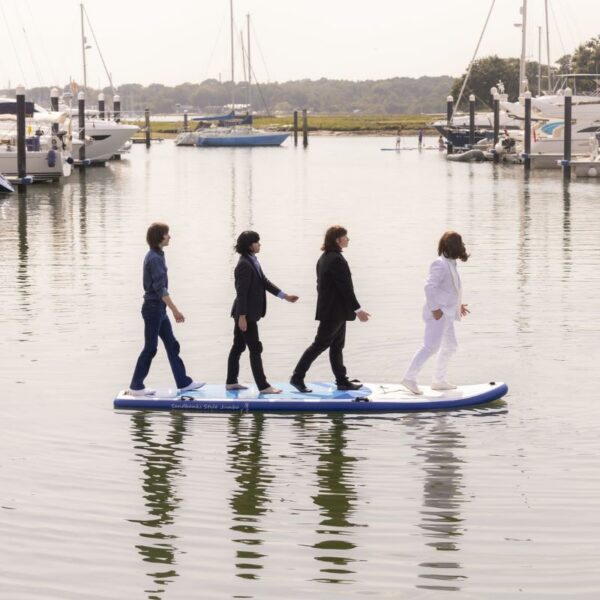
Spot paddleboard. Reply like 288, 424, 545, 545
113, 381, 507, 413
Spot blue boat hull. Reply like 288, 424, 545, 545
196, 132, 289, 147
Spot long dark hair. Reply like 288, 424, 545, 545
321, 225, 347, 252
146, 222, 169, 250
438, 231, 469, 262
235, 230, 260, 255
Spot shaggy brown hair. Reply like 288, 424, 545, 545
438, 231, 469, 262
146, 222, 169, 249
321, 225, 347, 252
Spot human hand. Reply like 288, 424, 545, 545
284, 294, 299, 303
238, 315, 247, 332
357, 310, 370, 322
173, 309, 185, 323
460, 304, 470, 317
432, 309, 443, 320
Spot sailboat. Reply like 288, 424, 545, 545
195, 2, 288, 148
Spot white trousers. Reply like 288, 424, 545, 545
404, 314, 458, 383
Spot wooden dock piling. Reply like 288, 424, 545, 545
563, 88, 572, 181
469, 94, 475, 147
492, 89, 500, 164
446, 96, 453, 154
78, 91, 86, 162
16, 85, 27, 190
524, 91, 532, 170
145, 108, 151, 148
302, 109, 308, 147
98, 93, 105, 120
50, 87, 59, 135
113, 94, 121, 122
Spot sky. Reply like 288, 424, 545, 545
1, 0, 599, 90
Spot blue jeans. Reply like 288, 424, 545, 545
130, 300, 192, 390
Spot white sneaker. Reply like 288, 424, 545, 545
129, 388, 156, 397
401, 379, 422, 395
179, 381, 206, 392
431, 381, 457, 391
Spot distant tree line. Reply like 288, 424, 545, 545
0, 76, 454, 115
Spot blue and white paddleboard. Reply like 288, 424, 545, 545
113, 381, 507, 413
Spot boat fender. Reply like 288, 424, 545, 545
66, 156, 74, 165
46, 149, 57, 167
589, 167, 598, 177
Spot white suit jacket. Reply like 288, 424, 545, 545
422, 256, 462, 321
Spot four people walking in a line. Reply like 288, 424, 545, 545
290, 226, 370, 393
129, 224, 469, 396
401, 231, 469, 395
226, 230, 298, 394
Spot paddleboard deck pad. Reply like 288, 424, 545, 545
113, 381, 507, 413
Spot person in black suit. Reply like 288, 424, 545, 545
226, 230, 299, 394
290, 225, 370, 393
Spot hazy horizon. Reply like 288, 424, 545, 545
1, 0, 599, 90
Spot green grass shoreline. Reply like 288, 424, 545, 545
131, 114, 439, 139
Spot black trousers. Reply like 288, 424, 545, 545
226, 319, 269, 390
293, 319, 348, 384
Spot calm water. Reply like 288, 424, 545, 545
1, 137, 599, 599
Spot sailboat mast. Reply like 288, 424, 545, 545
519, 0, 527, 96
247, 14, 251, 112
230, 0, 235, 110
81, 3, 87, 91
545, 0, 552, 91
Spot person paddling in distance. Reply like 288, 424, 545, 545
290, 225, 370, 394
227, 231, 299, 394
401, 231, 470, 395
129, 223, 204, 396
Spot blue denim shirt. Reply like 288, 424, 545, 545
143, 248, 169, 301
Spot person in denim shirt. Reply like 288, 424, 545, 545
129, 222, 204, 396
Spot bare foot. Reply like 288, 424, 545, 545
260, 386, 282, 394
226, 383, 249, 390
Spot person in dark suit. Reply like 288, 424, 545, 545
290, 225, 370, 393
226, 230, 299, 394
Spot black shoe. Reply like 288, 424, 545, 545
337, 380, 362, 391
290, 376, 312, 393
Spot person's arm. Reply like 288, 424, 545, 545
424, 260, 445, 320
331, 256, 370, 321
235, 261, 252, 331
263, 273, 299, 303
162, 294, 185, 323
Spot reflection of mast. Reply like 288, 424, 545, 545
128, 413, 188, 597
311, 416, 361, 583
17, 195, 31, 322
227, 414, 270, 579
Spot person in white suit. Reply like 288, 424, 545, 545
401, 231, 470, 395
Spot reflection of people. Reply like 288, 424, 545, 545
418, 128, 424, 148
290, 226, 370, 393
129, 412, 186, 595
401, 231, 470, 395
129, 223, 203, 396
226, 230, 298, 394
395, 129, 401, 150
438, 135, 445, 151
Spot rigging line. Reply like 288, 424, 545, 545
0, 1, 28, 87
23, 0, 59, 84
13, 0, 45, 87
548, 0, 567, 66
249, 20, 272, 84
455, 0, 495, 112
201, 8, 228, 83
83, 4, 114, 93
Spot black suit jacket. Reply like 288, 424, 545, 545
231, 255, 282, 322
315, 251, 360, 322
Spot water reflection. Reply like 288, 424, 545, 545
311, 415, 362, 584
413, 417, 466, 592
227, 413, 271, 580
17, 193, 31, 324
562, 182, 571, 276
128, 412, 189, 598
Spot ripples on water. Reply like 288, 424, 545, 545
1, 138, 600, 598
